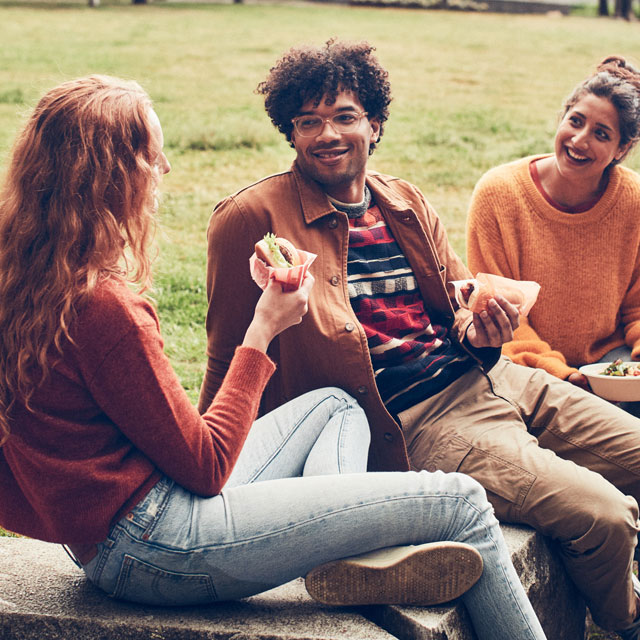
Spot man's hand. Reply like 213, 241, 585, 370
466, 295, 520, 349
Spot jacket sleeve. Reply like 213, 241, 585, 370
198, 196, 264, 413
431, 209, 475, 344
466, 172, 576, 379
408, 185, 473, 334
406, 183, 505, 366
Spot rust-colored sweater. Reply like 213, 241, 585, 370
0, 277, 275, 543
467, 155, 640, 380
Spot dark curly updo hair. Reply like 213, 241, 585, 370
563, 55, 640, 165
256, 38, 392, 154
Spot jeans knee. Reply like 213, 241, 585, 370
302, 387, 364, 418
455, 471, 491, 505
316, 387, 359, 407
316, 387, 370, 441
418, 469, 491, 511
327, 388, 368, 421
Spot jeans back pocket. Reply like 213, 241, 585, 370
114, 554, 217, 606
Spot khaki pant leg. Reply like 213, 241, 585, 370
398, 357, 640, 631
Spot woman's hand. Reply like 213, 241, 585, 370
567, 372, 591, 391
242, 273, 314, 353
466, 295, 520, 349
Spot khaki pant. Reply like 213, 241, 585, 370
398, 356, 640, 631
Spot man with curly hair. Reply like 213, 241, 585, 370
199, 39, 640, 637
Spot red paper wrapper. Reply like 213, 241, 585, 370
250, 249, 317, 292
449, 273, 540, 316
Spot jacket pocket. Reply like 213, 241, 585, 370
431, 435, 535, 509
113, 554, 217, 606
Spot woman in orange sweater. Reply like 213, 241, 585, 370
467, 56, 640, 409
0, 74, 548, 640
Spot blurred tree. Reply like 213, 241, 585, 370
614, 0, 634, 18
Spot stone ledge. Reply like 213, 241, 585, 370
0, 524, 585, 640
363, 524, 586, 640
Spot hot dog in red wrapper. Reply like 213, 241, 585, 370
449, 273, 540, 316
250, 233, 316, 292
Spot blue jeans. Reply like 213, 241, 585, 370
81, 387, 546, 640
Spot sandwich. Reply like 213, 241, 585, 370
254, 233, 302, 269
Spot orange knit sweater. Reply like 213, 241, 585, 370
466, 155, 640, 380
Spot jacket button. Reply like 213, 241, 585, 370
330, 275, 340, 286
384, 432, 394, 442
328, 217, 338, 229
345, 322, 355, 332
357, 385, 368, 395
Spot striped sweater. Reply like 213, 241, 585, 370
347, 204, 472, 415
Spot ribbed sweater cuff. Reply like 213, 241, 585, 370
504, 346, 575, 380
228, 346, 276, 390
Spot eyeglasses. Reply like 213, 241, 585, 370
291, 111, 368, 137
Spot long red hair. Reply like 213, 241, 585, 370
0, 75, 158, 445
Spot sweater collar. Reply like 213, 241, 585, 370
518, 154, 623, 225
328, 186, 372, 218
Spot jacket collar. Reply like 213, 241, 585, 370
291, 162, 337, 225
366, 172, 415, 213
291, 161, 415, 225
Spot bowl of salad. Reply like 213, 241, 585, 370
578, 359, 640, 402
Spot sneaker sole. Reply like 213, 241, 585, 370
305, 542, 483, 606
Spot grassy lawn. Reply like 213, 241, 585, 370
2, 0, 640, 401
0, 4, 637, 635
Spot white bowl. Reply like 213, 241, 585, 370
578, 362, 640, 402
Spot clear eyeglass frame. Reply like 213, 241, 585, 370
291, 111, 368, 137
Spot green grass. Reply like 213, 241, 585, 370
2, 2, 639, 384
4, 0, 640, 400
5, 1, 639, 403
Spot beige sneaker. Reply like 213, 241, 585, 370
305, 541, 483, 606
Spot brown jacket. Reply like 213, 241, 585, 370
198, 162, 500, 471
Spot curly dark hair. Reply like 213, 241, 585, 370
256, 38, 392, 154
